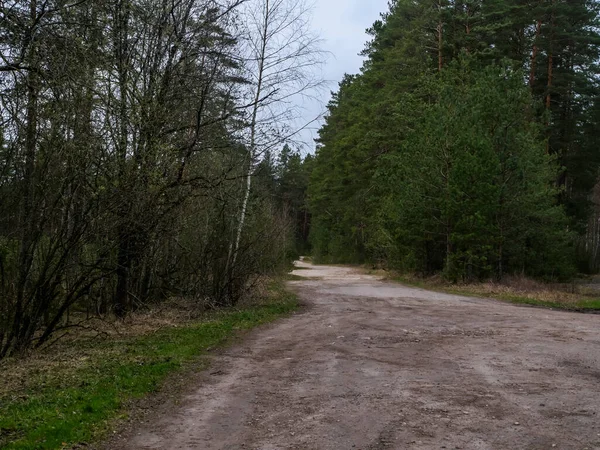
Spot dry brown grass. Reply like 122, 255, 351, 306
391, 272, 600, 311
452, 275, 581, 305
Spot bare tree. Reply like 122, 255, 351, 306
230, 0, 323, 271
0, 0, 315, 358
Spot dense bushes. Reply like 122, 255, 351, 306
0, 0, 319, 358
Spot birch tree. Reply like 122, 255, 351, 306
0, 0, 300, 357
230, 0, 323, 273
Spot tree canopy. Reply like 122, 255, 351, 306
308, 0, 600, 280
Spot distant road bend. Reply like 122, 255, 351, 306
113, 261, 600, 449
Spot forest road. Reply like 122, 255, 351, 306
111, 261, 600, 450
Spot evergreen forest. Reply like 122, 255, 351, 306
307, 0, 600, 282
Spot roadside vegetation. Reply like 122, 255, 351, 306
0, 0, 316, 447
0, 0, 321, 360
307, 0, 600, 285
391, 273, 600, 312
0, 280, 298, 450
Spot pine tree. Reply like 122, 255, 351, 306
307, 0, 593, 280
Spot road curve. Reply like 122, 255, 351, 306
113, 262, 600, 449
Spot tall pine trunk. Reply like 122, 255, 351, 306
545, 0, 555, 154
529, 20, 542, 87
437, 0, 444, 72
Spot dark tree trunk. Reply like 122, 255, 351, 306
530, 20, 542, 87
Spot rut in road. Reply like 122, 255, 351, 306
108, 261, 600, 450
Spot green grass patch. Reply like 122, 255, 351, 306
575, 298, 600, 309
393, 275, 600, 312
0, 281, 298, 450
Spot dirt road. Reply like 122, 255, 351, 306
115, 262, 600, 449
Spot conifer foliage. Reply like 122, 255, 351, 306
309, 0, 600, 280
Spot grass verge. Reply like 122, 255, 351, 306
0, 280, 298, 450
391, 274, 600, 312
282, 273, 309, 281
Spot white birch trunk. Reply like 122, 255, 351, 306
231, 0, 270, 268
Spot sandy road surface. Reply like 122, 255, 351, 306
113, 262, 600, 449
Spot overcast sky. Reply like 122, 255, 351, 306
293, 0, 390, 153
